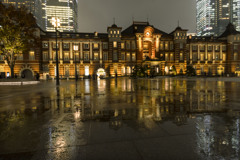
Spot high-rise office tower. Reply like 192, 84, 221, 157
1, 0, 78, 32
0, 0, 44, 30
196, 0, 240, 36
42, 0, 78, 32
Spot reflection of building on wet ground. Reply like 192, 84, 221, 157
34, 79, 229, 127
1, 21, 240, 79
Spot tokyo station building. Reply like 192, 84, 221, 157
1, 21, 240, 79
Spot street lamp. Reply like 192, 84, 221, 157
51, 17, 60, 85
73, 44, 78, 81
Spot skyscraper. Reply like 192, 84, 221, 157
1, 0, 78, 32
196, 0, 240, 36
42, 0, 78, 32
0, 0, 44, 30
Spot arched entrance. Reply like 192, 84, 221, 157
96, 68, 106, 78
21, 69, 33, 79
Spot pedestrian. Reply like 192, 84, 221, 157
36, 73, 40, 80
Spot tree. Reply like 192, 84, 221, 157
185, 65, 196, 76
172, 65, 177, 75
0, 2, 37, 78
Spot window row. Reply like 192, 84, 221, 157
191, 45, 227, 51
42, 42, 109, 50
42, 52, 137, 61
190, 52, 227, 61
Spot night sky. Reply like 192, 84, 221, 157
78, 0, 196, 34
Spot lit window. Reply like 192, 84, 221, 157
200, 53, 204, 61
180, 52, 183, 61
121, 42, 125, 49
94, 53, 99, 61
160, 42, 164, 50
113, 41, 117, 48
132, 53, 136, 61
29, 51, 35, 60
208, 53, 212, 61
94, 43, 99, 49
117, 30, 120, 34
165, 42, 169, 50
165, 53, 169, 61
215, 45, 220, 51
223, 54, 226, 61
64, 52, 69, 60
75, 52, 79, 61
126, 53, 130, 61
114, 31, 116, 34
170, 53, 174, 61
73, 44, 79, 51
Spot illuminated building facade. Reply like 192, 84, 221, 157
0, 21, 240, 79
42, 0, 78, 32
196, 0, 240, 36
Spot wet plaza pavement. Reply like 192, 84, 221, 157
0, 77, 240, 160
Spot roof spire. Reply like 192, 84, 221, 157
178, 20, 179, 27
113, 17, 115, 24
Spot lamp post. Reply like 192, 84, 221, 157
52, 17, 60, 85
73, 44, 78, 81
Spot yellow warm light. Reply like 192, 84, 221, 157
51, 17, 60, 28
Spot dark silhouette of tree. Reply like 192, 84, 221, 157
0, 2, 37, 78
185, 65, 196, 76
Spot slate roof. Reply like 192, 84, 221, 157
42, 32, 108, 39
219, 23, 240, 38
121, 21, 168, 36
